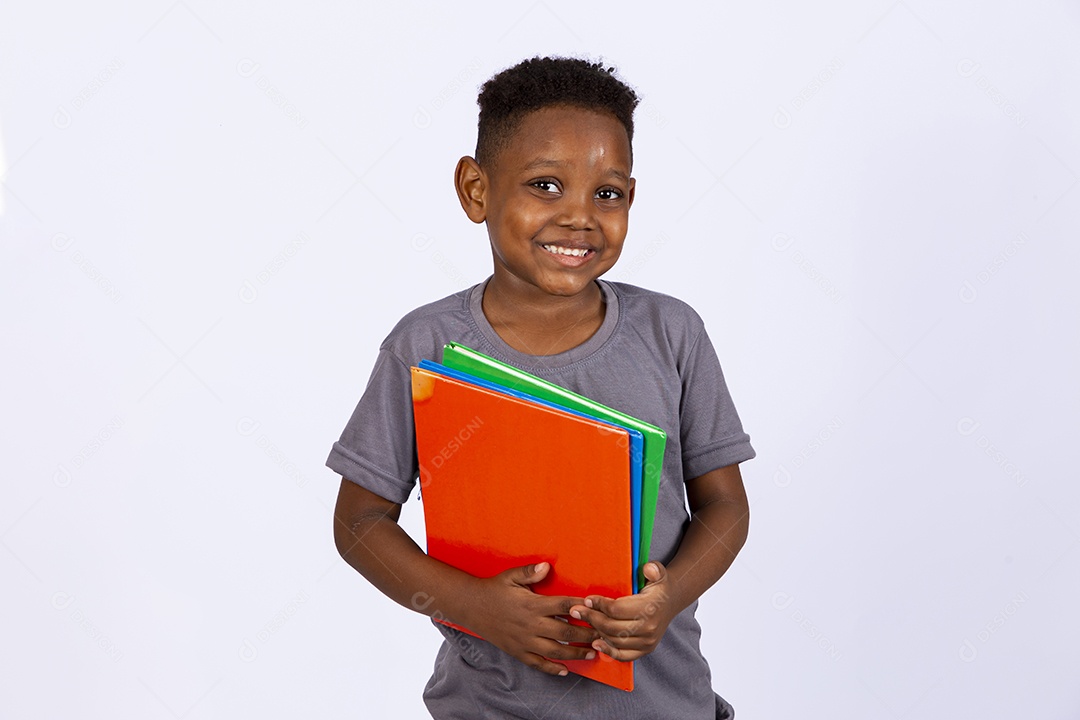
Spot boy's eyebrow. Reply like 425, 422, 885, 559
522, 157, 630, 182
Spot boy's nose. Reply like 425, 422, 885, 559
556, 192, 596, 231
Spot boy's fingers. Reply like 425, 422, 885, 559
571, 606, 638, 638
582, 595, 637, 620
568, 604, 601, 626
541, 595, 588, 616
582, 595, 614, 616
524, 653, 572, 677
511, 561, 549, 586
600, 629, 653, 652
642, 560, 667, 586
537, 616, 598, 646
591, 638, 643, 663
554, 595, 589, 615
535, 638, 598, 662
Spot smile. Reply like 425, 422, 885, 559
541, 244, 592, 258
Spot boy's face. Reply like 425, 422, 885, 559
458, 104, 635, 300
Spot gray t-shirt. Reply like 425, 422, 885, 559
327, 276, 754, 720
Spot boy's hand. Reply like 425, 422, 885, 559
465, 561, 600, 677
568, 561, 678, 662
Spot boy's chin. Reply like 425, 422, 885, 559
532, 273, 607, 298
491, 261, 615, 299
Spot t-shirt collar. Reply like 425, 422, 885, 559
466, 275, 620, 370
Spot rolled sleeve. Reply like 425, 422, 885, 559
679, 326, 756, 481
325, 348, 419, 504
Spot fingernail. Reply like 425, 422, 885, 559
585, 598, 593, 608
558, 669, 568, 676
586, 651, 596, 660
570, 610, 581, 619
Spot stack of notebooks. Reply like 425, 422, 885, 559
410, 342, 667, 692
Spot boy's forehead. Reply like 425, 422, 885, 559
496, 105, 632, 173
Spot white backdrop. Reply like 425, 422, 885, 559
3, 1, 1078, 718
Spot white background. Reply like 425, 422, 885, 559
2, 1, 1078, 718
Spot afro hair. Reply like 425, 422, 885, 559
474, 55, 640, 170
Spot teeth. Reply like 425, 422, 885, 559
542, 244, 590, 257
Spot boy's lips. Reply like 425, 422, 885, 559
539, 241, 597, 268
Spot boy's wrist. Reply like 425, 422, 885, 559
417, 566, 485, 631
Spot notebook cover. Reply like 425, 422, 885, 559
411, 366, 634, 691
417, 358, 645, 593
441, 342, 667, 588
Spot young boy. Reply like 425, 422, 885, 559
329, 56, 755, 719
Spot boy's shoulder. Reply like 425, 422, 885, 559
377, 283, 478, 361
606, 279, 704, 317
389, 284, 473, 331
604, 279, 709, 338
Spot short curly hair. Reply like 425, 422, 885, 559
474, 55, 640, 171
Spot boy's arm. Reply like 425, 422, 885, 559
568, 462, 750, 661
333, 477, 600, 675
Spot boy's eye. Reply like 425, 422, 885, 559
531, 180, 559, 193
596, 187, 623, 200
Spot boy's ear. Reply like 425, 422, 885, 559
455, 156, 488, 224
627, 177, 636, 209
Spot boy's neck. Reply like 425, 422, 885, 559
481, 273, 606, 357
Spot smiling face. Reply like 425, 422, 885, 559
458, 104, 635, 301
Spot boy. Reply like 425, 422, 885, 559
329, 56, 755, 719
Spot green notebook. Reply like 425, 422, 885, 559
441, 342, 667, 588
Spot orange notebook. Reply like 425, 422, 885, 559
411, 366, 635, 691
